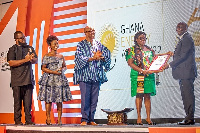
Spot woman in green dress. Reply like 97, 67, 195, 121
125, 31, 168, 125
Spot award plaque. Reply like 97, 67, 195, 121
148, 54, 170, 71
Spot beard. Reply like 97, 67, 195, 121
18, 41, 28, 47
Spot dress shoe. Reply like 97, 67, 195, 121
25, 121, 35, 125
80, 121, 87, 126
88, 122, 98, 126
15, 122, 23, 125
136, 123, 143, 125
177, 120, 195, 125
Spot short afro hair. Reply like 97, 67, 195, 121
177, 22, 188, 30
14, 31, 23, 39
46, 35, 59, 46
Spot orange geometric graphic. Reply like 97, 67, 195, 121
0, 0, 86, 124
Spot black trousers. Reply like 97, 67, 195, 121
12, 84, 33, 123
179, 79, 195, 120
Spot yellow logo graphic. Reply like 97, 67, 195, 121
98, 24, 119, 59
188, 8, 200, 69
101, 30, 115, 53
192, 31, 200, 46
188, 8, 200, 47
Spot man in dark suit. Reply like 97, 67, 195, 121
165, 22, 197, 125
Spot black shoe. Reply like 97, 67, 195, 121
177, 120, 195, 125
46, 120, 52, 125
136, 123, 143, 125
148, 122, 156, 125
15, 122, 23, 125
25, 121, 35, 125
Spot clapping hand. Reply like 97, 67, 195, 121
30, 53, 35, 62
93, 51, 104, 60
25, 52, 36, 63
25, 52, 33, 62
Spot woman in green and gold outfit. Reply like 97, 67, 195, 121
125, 31, 161, 125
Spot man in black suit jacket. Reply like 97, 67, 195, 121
165, 22, 197, 125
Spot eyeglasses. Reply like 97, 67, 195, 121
16, 36, 25, 40
138, 37, 147, 40
84, 30, 95, 33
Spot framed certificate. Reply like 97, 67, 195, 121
148, 54, 170, 71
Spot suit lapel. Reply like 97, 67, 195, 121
174, 32, 188, 56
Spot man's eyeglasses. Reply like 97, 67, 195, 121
84, 30, 95, 33
16, 36, 25, 40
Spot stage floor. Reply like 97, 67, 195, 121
1, 123, 200, 133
